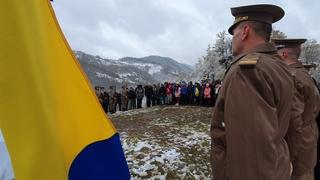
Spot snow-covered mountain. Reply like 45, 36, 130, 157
74, 51, 193, 88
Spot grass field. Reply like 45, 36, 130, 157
110, 105, 213, 179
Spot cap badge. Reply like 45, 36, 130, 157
234, 16, 249, 24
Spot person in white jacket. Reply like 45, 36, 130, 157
0, 130, 14, 180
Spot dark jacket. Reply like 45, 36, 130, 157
159, 85, 165, 96
144, 85, 153, 97
128, 89, 136, 99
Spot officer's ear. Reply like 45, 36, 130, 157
241, 23, 250, 41
277, 49, 286, 59
282, 50, 288, 59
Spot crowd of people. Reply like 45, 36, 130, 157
94, 80, 222, 114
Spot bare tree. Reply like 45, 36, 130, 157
299, 39, 320, 83
300, 39, 320, 64
214, 31, 232, 69
191, 31, 232, 81
271, 29, 287, 39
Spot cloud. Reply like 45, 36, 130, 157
52, 0, 320, 65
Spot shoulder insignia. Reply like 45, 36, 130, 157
239, 54, 260, 66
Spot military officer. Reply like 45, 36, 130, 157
273, 38, 320, 180
211, 4, 295, 180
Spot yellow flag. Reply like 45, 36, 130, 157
0, 0, 129, 179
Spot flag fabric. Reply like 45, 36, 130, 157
0, 0, 130, 179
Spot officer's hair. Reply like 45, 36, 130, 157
279, 47, 301, 59
242, 21, 272, 41
288, 48, 301, 59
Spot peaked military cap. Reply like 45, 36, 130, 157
228, 4, 285, 34
303, 63, 317, 69
272, 38, 307, 49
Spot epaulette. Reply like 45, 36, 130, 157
239, 53, 260, 66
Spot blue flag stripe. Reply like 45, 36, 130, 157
69, 133, 130, 180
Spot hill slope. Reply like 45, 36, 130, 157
74, 51, 193, 88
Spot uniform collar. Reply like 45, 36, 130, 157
224, 42, 277, 75
232, 42, 277, 63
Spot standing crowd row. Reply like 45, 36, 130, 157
94, 80, 222, 114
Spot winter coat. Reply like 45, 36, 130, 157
153, 86, 158, 97
128, 89, 136, 99
214, 84, 222, 95
180, 86, 188, 95
159, 86, 165, 96
203, 87, 211, 98
135, 88, 144, 99
187, 85, 194, 96
121, 89, 128, 105
165, 85, 172, 95
144, 86, 153, 97
175, 87, 181, 98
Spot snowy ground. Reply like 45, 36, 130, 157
109, 105, 213, 179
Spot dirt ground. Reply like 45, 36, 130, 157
109, 105, 213, 179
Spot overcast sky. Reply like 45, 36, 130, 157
52, 0, 320, 65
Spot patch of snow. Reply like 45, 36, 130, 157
75, 53, 82, 59
96, 72, 108, 78
148, 65, 162, 75
96, 59, 113, 66
118, 72, 137, 78
120, 62, 162, 75
133, 141, 153, 152
95, 72, 136, 84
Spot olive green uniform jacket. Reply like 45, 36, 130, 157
211, 43, 294, 180
286, 62, 320, 178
